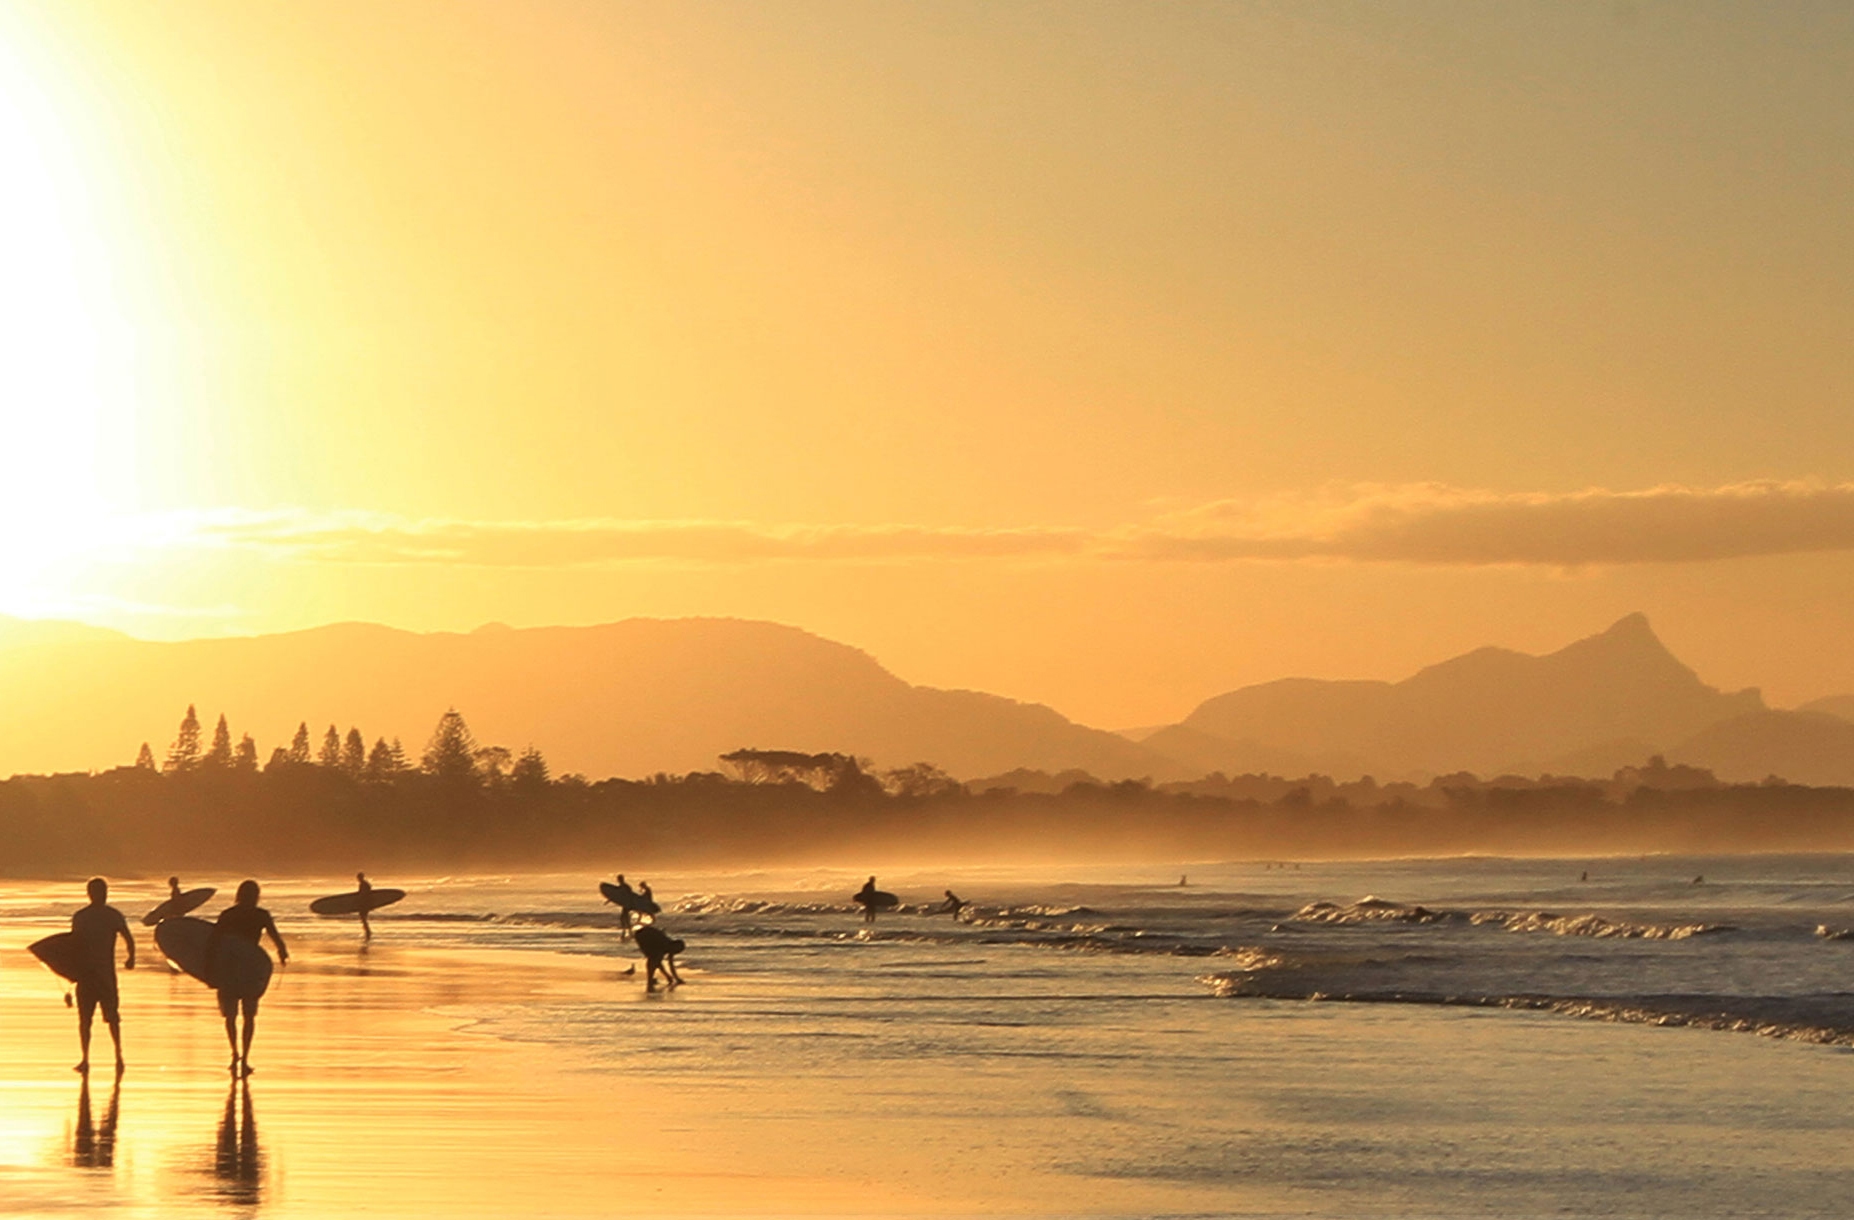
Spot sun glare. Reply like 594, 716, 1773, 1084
0, 21, 137, 604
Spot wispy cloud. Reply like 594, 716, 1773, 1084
126, 480, 1854, 570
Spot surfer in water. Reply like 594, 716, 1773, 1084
609, 874, 639, 937
355, 873, 374, 942
207, 881, 289, 1078
938, 890, 967, 918
71, 878, 135, 1075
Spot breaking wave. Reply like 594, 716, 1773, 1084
1292, 897, 1730, 940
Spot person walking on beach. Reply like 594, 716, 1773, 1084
207, 881, 289, 1077
70, 878, 135, 1075
609, 873, 639, 936
355, 872, 375, 942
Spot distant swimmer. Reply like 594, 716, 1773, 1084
1580, 871, 1588, 882
208, 881, 289, 1078
69, 878, 135, 1075
938, 890, 967, 918
1179, 875, 1188, 887
1693, 875, 1705, 885
634, 923, 685, 988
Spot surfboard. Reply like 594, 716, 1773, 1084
141, 887, 217, 926
309, 888, 405, 916
853, 889, 900, 911
599, 882, 660, 914
28, 932, 104, 987
154, 917, 273, 999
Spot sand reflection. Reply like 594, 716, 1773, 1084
71, 1075, 120, 1169
199, 1079, 264, 1209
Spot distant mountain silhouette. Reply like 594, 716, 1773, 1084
1800, 694, 1854, 723
1160, 614, 1766, 779
0, 615, 1173, 781
1667, 710, 1854, 787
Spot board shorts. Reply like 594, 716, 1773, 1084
215, 987, 257, 1018
75, 978, 120, 1023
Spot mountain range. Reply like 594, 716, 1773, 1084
1, 612, 1850, 785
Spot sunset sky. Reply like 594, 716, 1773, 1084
4, 0, 1853, 727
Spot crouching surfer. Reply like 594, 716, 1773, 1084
207, 881, 289, 1077
634, 922, 685, 989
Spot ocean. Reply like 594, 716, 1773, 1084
3, 855, 1853, 1217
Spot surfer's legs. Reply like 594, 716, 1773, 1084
218, 989, 241, 1072
360, 909, 372, 941
239, 998, 258, 1075
75, 994, 92, 1073
101, 993, 124, 1073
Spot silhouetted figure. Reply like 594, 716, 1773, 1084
208, 881, 288, 1078
72, 1074, 120, 1169
142, 876, 217, 926
1580, 870, 1588, 882
939, 890, 967, 918
854, 876, 898, 923
638, 880, 655, 911
610, 873, 639, 937
71, 878, 135, 1075
634, 922, 685, 988
1179, 875, 1188, 886
356, 873, 374, 941
1693, 875, 1705, 885
208, 1079, 263, 1207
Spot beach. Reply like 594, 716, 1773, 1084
4, 860, 1854, 1218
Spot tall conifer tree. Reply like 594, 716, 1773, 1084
165, 705, 202, 773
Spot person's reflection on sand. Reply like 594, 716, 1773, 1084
71, 1074, 120, 1168
206, 1079, 263, 1207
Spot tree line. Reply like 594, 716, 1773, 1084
2, 712, 1853, 876
142, 705, 552, 789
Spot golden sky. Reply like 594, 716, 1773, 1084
4, 0, 1853, 727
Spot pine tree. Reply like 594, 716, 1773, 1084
234, 734, 259, 772
364, 737, 396, 781
421, 709, 478, 781
342, 727, 366, 777
511, 745, 550, 790
134, 742, 156, 771
165, 705, 202, 773
318, 724, 342, 768
287, 722, 311, 764
265, 746, 291, 771
203, 714, 234, 769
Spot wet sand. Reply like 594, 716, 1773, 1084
6, 865, 1854, 1218
0, 922, 1281, 1217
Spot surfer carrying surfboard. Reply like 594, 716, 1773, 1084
207, 881, 289, 1077
70, 878, 136, 1076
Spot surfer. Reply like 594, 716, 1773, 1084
939, 890, 967, 918
634, 922, 685, 988
207, 881, 289, 1078
70, 878, 135, 1075
638, 880, 655, 911
611, 873, 638, 936
356, 873, 374, 941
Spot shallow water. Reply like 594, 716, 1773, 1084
3, 856, 1853, 1216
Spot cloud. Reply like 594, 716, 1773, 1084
133, 481, 1854, 570
1130, 481, 1854, 565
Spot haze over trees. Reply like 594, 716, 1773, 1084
2, 702, 1853, 876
